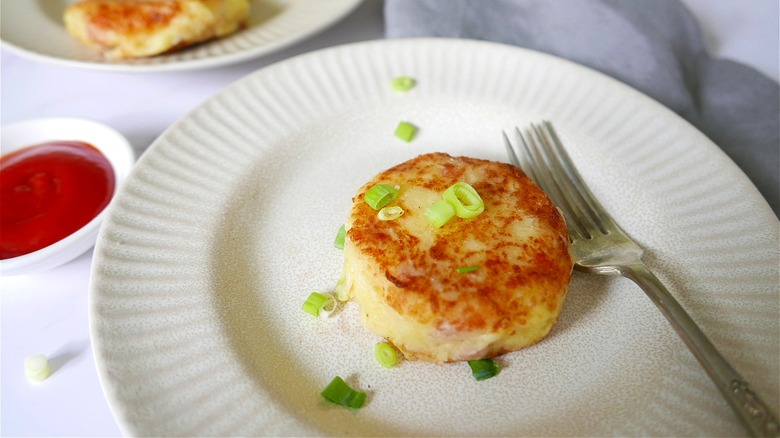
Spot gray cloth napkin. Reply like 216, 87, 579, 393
385, 0, 780, 217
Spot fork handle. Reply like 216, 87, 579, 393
621, 263, 779, 438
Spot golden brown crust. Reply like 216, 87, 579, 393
64, 0, 250, 59
77, 0, 183, 34
344, 153, 573, 362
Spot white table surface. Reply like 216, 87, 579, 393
1, 0, 777, 436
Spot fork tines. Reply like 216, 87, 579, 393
503, 121, 607, 240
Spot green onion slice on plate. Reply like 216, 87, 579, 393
334, 224, 346, 249
394, 121, 417, 142
321, 376, 366, 409
391, 76, 415, 92
468, 358, 500, 381
334, 274, 348, 302
374, 342, 400, 368
301, 292, 337, 319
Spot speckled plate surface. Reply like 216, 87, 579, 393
0, 0, 361, 72
89, 38, 779, 436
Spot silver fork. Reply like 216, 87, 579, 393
504, 121, 779, 438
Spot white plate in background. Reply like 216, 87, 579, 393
89, 38, 779, 436
0, 0, 362, 72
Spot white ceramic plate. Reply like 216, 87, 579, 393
0, 0, 361, 73
1, 118, 134, 276
89, 39, 779, 436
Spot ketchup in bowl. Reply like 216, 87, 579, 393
1, 141, 115, 259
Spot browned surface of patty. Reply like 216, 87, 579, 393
80, 0, 184, 33
64, 0, 249, 59
345, 153, 573, 361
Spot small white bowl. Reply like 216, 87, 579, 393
0, 118, 135, 276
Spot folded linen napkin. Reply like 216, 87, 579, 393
385, 0, 779, 217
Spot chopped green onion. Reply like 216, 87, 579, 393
334, 274, 348, 302
394, 121, 417, 142
334, 224, 346, 249
374, 342, 400, 368
456, 265, 479, 274
378, 205, 404, 221
468, 358, 500, 381
301, 292, 337, 318
443, 182, 484, 218
424, 199, 456, 228
391, 76, 415, 92
25, 354, 51, 383
321, 376, 366, 409
364, 183, 399, 210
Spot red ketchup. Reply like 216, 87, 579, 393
1, 141, 115, 259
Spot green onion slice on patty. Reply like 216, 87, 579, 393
364, 183, 399, 210
378, 205, 404, 221
424, 199, 456, 228
443, 181, 484, 218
